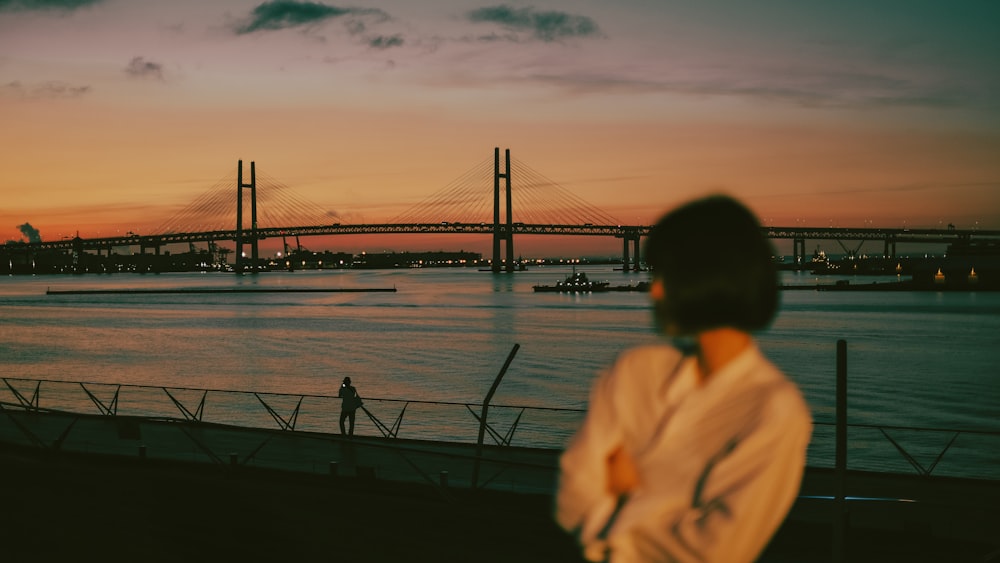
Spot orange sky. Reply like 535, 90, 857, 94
2, 1, 998, 257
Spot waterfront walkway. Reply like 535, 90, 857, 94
2, 407, 998, 562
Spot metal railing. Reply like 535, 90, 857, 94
3, 336, 999, 482
0, 376, 583, 448
2, 374, 998, 481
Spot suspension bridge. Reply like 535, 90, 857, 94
8, 148, 1000, 273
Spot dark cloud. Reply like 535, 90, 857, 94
798, 181, 999, 198
233, 1, 387, 35
466, 5, 600, 42
368, 34, 403, 49
124, 56, 164, 80
2, 80, 91, 99
0, 0, 102, 12
17, 222, 42, 243
521, 67, 984, 112
344, 17, 372, 36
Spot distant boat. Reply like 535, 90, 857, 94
609, 280, 651, 293
533, 269, 610, 293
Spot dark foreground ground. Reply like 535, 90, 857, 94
2, 444, 998, 563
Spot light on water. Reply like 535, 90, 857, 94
1, 268, 997, 479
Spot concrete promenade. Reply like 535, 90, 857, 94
1, 407, 998, 562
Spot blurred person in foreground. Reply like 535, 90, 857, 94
556, 195, 812, 563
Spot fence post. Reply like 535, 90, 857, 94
472, 343, 520, 489
833, 339, 848, 562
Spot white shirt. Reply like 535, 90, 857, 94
556, 343, 812, 563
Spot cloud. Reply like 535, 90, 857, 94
517, 64, 987, 112
124, 56, 164, 80
0, 0, 102, 12
17, 222, 42, 243
368, 34, 403, 49
233, 1, 388, 35
466, 5, 600, 43
2, 80, 91, 99
800, 181, 1000, 198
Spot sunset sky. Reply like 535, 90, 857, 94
2, 0, 998, 256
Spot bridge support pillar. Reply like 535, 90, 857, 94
72, 236, 83, 272
492, 148, 514, 273
793, 238, 806, 265
620, 228, 642, 271
884, 236, 896, 260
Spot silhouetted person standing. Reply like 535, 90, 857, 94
556, 195, 812, 563
338, 377, 361, 436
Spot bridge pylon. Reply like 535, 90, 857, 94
492, 148, 515, 273
235, 160, 259, 273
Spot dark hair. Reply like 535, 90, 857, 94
644, 194, 778, 333
343, 377, 351, 385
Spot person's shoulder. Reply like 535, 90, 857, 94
607, 343, 686, 385
596, 344, 688, 419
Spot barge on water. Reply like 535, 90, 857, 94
533, 269, 650, 293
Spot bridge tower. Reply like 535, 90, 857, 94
235, 160, 259, 273
492, 147, 515, 273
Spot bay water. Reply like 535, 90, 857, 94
1, 267, 997, 479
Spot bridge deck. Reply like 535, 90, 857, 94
17, 223, 1000, 252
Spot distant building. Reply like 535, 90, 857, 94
353, 251, 483, 269
277, 249, 353, 270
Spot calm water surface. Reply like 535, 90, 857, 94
1, 268, 998, 478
